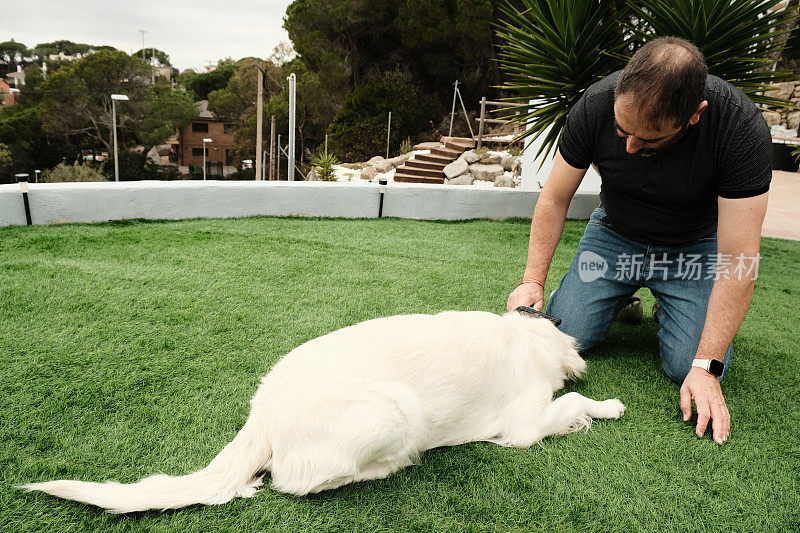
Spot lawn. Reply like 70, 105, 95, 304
1, 216, 798, 532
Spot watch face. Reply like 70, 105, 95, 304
708, 359, 724, 376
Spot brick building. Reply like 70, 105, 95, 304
0, 79, 16, 106
175, 100, 236, 176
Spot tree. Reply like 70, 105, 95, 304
0, 143, 12, 183
133, 82, 198, 158
187, 63, 238, 100
132, 48, 172, 67
31, 40, 95, 58
40, 50, 151, 155
0, 40, 29, 68
40, 50, 197, 159
327, 69, 437, 161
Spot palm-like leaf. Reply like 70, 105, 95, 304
627, 0, 799, 107
496, 0, 629, 161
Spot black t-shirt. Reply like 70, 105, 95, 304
558, 70, 772, 245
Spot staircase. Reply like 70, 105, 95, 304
393, 137, 475, 184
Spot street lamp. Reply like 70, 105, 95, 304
110, 94, 129, 182
202, 138, 212, 180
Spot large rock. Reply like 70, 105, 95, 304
768, 81, 796, 101
375, 159, 393, 173
470, 163, 505, 181
444, 157, 469, 179
462, 150, 480, 164
307, 169, 318, 181
494, 172, 515, 188
763, 111, 782, 127
448, 174, 474, 185
500, 155, 517, 171
480, 152, 502, 164
413, 142, 443, 151
387, 153, 411, 168
361, 165, 377, 181
787, 111, 800, 131
367, 156, 385, 165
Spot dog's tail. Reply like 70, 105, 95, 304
19, 419, 272, 514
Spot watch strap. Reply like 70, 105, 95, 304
692, 358, 724, 377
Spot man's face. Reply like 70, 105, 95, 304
613, 94, 699, 156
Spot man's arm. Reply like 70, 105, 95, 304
507, 150, 588, 311
680, 192, 769, 444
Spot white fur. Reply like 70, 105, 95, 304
21, 310, 625, 513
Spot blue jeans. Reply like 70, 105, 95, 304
546, 208, 732, 384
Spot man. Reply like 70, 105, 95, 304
507, 37, 771, 445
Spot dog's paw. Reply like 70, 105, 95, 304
594, 398, 626, 419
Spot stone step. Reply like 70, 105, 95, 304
396, 165, 442, 178
394, 172, 445, 184
416, 153, 452, 165
431, 147, 461, 159
441, 136, 475, 146
405, 159, 447, 171
444, 140, 474, 152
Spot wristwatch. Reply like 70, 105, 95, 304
692, 358, 724, 377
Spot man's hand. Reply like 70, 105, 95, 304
507, 281, 545, 311
680, 367, 730, 444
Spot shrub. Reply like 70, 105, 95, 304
397, 137, 413, 156
41, 162, 109, 182
101, 151, 178, 181
310, 148, 340, 181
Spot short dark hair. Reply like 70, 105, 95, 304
615, 37, 708, 128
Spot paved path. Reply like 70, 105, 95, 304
763, 171, 800, 241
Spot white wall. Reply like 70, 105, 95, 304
0, 180, 600, 228
519, 121, 602, 194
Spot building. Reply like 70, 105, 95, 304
0, 79, 17, 106
175, 100, 236, 176
5, 65, 25, 88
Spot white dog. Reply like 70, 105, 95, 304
22, 310, 625, 513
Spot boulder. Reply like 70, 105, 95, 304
361, 165, 377, 181
448, 174, 474, 185
387, 153, 411, 167
307, 168, 318, 181
413, 142, 443, 151
375, 159, 393, 173
462, 149, 480, 164
470, 163, 505, 181
444, 157, 469, 179
500, 155, 517, 171
480, 152, 502, 164
494, 172, 515, 188
787, 111, 800, 131
767, 81, 796, 101
762, 111, 782, 127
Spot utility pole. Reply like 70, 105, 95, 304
138, 29, 147, 60
287, 73, 296, 181
269, 115, 276, 180
255, 63, 264, 181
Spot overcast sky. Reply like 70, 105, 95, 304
2, 0, 294, 71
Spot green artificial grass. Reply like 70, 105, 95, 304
1, 216, 798, 532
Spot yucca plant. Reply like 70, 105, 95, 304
310, 148, 340, 181
496, 0, 630, 161
627, 0, 799, 107
498, 0, 799, 162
